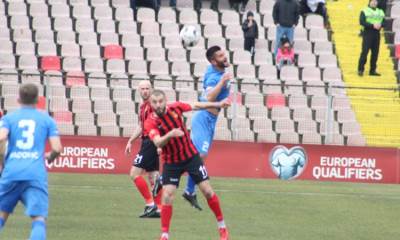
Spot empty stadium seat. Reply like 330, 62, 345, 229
66, 71, 85, 86
395, 45, 400, 59
53, 111, 73, 123
104, 45, 124, 59
305, 14, 324, 29
41, 56, 61, 71
157, 7, 176, 23
179, 8, 198, 24
266, 94, 286, 108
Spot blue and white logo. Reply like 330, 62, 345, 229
269, 146, 308, 180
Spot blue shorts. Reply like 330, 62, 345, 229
0, 179, 48, 217
190, 110, 217, 155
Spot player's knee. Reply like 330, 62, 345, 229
162, 187, 176, 204
199, 182, 214, 199
147, 172, 158, 185
129, 172, 137, 180
162, 191, 175, 205
129, 167, 141, 179
203, 189, 214, 199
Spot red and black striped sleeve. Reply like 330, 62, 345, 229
168, 102, 192, 113
144, 117, 160, 141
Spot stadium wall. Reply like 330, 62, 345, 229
47, 136, 400, 184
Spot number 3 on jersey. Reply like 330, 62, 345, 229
16, 120, 36, 150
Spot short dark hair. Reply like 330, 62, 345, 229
206, 46, 221, 62
19, 83, 38, 105
151, 89, 166, 98
280, 36, 290, 45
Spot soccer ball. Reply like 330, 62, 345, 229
179, 25, 201, 47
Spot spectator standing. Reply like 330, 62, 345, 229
194, 0, 219, 11
275, 37, 295, 70
272, 0, 300, 56
242, 11, 259, 55
300, 0, 327, 23
229, 0, 249, 12
357, 0, 385, 76
157, 0, 176, 8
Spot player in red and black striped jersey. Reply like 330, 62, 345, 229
145, 101, 197, 164
144, 89, 230, 240
124, 80, 161, 218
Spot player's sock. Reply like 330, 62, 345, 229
0, 217, 5, 231
160, 232, 169, 239
154, 189, 163, 210
185, 175, 196, 195
207, 194, 226, 228
29, 220, 46, 240
133, 176, 154, 205
161, 205, 173, 234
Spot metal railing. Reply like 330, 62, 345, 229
0, 71, 399, 147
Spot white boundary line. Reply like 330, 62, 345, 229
49, 184, 400, 200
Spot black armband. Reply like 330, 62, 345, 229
47, 151, 61, 163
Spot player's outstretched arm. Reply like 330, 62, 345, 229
0, 128, 9, 173
125, 126, 142, 155
46, 136, 62, 164
191, 99, 231, 111
206, 73, 232, 102
151, 128, 184, 148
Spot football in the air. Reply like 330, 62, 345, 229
179, 25, 201, 47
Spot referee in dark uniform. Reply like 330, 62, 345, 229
357, 0, 385, 77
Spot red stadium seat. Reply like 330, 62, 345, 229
266, 93, 286, 108
395, 45, 400, 59
66, 71, 86, 86
104, 44, 123, 59
36, 96, 46, 110
41, 56, 61, 71
53, 111, 73, 123
227, 92, 242, 105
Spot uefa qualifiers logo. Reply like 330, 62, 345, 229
269, 146, 308, 180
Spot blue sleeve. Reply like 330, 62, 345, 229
0, 115, 11, 131
47, 117, 59, 138
204, 76, 219, 90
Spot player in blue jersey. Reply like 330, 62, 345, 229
0, 83, 62, 240
182, 46, 232, 210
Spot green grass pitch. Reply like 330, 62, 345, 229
2, 173, 400, 240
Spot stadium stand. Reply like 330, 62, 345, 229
328, 0, 400, 147
0, 0, 378, 146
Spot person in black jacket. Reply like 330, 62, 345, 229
242, 11, 259, 55
299, 0, 327, 24
229, 0, 249, 12
273, 0, 300, 56
194, 0, 219, 11
357, 0, 385, 76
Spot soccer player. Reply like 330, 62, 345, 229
144, 90, 230, 240
125, 80, 161, 218
0, 83, 62, 240
183, 46, 232, 210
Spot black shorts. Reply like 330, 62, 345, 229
132, 138, 159, 172
162, 154, 210, 187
